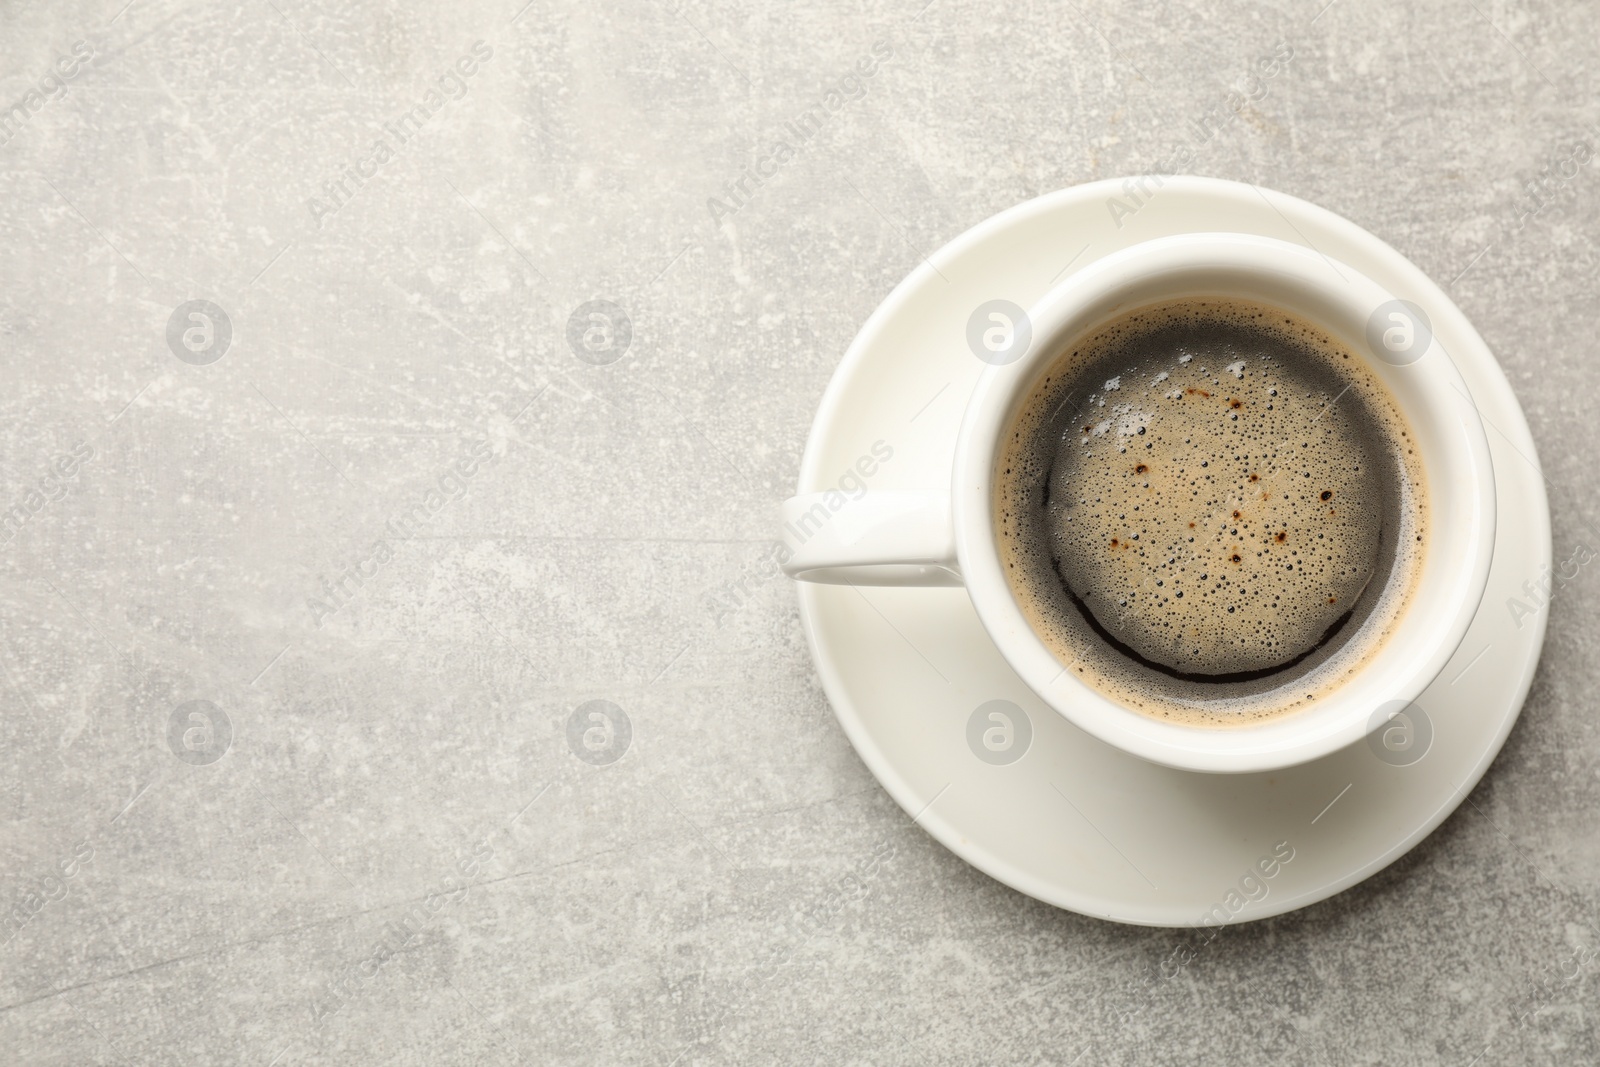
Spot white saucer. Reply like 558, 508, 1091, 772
793, 177, 1551, 927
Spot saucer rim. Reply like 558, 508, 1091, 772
794, 175, 1550, 926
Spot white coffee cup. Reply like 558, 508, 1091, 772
780, 233, 1496, 774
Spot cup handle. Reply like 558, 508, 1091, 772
778, 490, 962, 586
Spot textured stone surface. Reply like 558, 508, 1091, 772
0, 0, 1597, 1063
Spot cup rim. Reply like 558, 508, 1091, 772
951, 232, 1497, 773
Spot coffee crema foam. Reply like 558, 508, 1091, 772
995, 298, 1427, 726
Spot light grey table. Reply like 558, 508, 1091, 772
2, 1, 1597, 1063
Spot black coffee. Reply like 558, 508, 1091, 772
995, 298, 1426, 725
